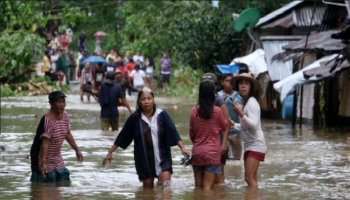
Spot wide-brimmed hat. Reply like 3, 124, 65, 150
230, 73, 260, 91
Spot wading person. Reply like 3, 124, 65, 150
97, 72, 132, 131
202, 73, 231, 184
145, 56, 155, 91
230, 73, 267, 187
67, 52, 77, 81
80, 62, 93, 102
189, 80, 228, 189
160, 52, 171, 92
56, 49, 67, 88
43, 50, 52, 77
218, 73, 242, 160
102, 87, 190, 189
129, 63, 146, 90
30, 91, 83, 182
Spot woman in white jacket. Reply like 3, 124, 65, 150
230, 73, 267, 187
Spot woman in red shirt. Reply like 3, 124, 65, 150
189, 80, 228, 189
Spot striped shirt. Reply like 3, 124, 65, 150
38, 110, 70, 172
189, 106, 228, 166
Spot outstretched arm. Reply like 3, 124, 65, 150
177, 140, 190, 158
66, 131, 83, 163
102, 144, 119, 167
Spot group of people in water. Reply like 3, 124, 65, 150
30, 71, 267, 190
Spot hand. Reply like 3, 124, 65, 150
222, 94, 228, 101
102, 152, 112, 167
229, 118, 235, 129
181, 148, 191, 158
221, 144, 228, 155
76, 149, 84, 163
232, 102, 243, 117
41, 163, 47, 178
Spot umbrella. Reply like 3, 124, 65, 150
82, 56, 108, 65
94, 31, 107, 36
216, 64, 240, 75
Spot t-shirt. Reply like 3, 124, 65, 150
30, 111, 70, 172
218, 90, 242, 135
99, 82, 124, 119
56, 56, 67, 74
130, 70, 145, 86
105, 64, 117, 73
94, 69, 105, 87
43, 56, 50, 72
189, 106, 228, 166
79, 35, 86, 45
160, 58, 171, 74
133, 55, 144, 64
215, 95, 225, 107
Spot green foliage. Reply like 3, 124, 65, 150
0, 1, 86, 84
0, 85, 19, 97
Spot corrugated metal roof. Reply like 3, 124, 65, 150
282, 30, 344, 50
303, 59, 350, 78
261, 13, 293, 29
261, 40, 297, 81
256, 1, 304, 27
260, 3, 326, 29
293, 5, 327, 27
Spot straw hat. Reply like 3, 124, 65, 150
230, 73, 260, 91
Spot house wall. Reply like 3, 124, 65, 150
296, 53, 317, 122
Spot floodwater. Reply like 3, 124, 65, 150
1, 94, 350, 199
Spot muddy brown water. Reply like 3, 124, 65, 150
1, 95, 350, 199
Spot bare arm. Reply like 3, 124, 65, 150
41, 137, 49, 178
177, 140, 190, 157
121, 97, 132, 114
66, 131, 83, 163
102, 144, 119, 167
220, 104, 230, 154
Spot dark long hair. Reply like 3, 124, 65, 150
236, 80, 255, 109
147, 55, 155, 66
197, 81, 215, 119
135, 88, 157, 119
135, 63, 141, 72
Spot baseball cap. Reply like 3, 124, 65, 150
48, 91, 67, 101
82, 31, 85, 34
115, 69, 122, 74
201, 73, 217, 83
105, 72, 115, 85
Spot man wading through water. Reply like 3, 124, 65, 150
96, 72, 132, 131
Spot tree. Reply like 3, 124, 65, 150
0, 1, 86, 84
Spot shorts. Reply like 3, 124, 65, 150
227, 134, 243, 160
244, 151, 265, 161
94, 86, 100, 91
30, 167, 70, 182
101, 118, 119, 131
57, 71, 65, 77
192, 165, 221, 174
162, 74, 170, 84
134, 85, 144, 90
146, 73, 153, 78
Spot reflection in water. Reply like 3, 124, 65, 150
1, 95, 350, 199
30, 182, 70, 200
